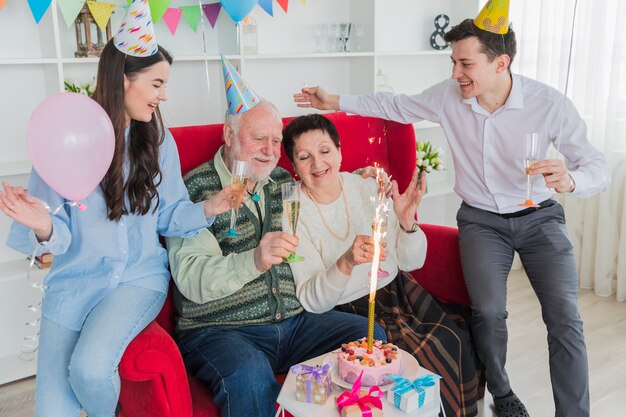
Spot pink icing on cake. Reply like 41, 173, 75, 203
336, 339, 403, 386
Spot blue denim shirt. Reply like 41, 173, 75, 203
6, 129, 213, 331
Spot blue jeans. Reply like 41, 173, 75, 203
35, 285, 166, 417
179, 310, 385, 417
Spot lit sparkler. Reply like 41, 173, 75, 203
367, 166, 388, 353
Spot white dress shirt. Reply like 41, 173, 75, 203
341, 74, 610, 214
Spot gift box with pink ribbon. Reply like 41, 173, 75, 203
385, 373, 442, 414
290, 363, 332, 405
336, 370, 384, 417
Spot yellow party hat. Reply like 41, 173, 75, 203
474, 0, 510, 35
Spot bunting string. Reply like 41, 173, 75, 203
23, 1, 303, 30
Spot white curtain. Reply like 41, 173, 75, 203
510, 0, 626, 301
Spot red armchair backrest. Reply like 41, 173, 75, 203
169, 112, 417, 192
157, 113, 419, 334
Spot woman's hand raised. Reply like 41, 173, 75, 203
390, 169, 426, 230
0, 182, 52, 241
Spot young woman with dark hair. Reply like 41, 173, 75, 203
0, 40, 234, 417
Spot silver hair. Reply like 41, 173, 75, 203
224, 99, 281, 139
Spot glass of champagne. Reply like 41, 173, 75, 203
281, 181, 304, 263
223, 159, 250, 238
519, 133, 541, 208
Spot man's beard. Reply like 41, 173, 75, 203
229, 140, 276, 182
249, 163, 275, 182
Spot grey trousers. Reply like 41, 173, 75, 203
457, 201, 590, 417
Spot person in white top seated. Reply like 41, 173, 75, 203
282, 113, 482, 417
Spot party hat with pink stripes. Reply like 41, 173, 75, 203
113, 0, 157, 57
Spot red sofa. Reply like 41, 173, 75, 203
117, 112, 470, 417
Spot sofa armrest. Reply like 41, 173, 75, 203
119, 321, 193, 417
409, 223, 471, 306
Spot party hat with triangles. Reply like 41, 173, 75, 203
221, 54, 260, 115
113, 0, 158, 57
474, 0, 510, 34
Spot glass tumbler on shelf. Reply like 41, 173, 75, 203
328, 23, 339, 52
338, 22, 351, 52
352, 24, 364, 51
519, 133, 541, 208
313, 24, 326, 53
223, 160, 250, 238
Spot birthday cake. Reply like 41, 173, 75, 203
336, 338, 403, 386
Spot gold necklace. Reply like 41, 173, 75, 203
304, 177, 351, 241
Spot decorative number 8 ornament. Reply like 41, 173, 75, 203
430, 14, 450, 50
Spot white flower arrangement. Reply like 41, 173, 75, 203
64, 79, 95, 97
416, 140, 445, 173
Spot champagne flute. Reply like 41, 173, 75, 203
223, 160, 250, 238
518, 133, 541, 208
281, 181, 304, 263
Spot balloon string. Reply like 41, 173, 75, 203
20, 242, 47, 362
20, 199, 85, 362
236, 22, 241, 55
556, 0, 578, 154
198, 0, 211, 108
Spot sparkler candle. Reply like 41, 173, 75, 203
367, 167, 387, 353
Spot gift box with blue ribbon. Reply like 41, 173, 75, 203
385, 373, 442, 413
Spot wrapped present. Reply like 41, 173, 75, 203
291, 363, 332, 405
385, 373, 442, 413
336, 370, 384, 417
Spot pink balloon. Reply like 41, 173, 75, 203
26, 93, 115, 201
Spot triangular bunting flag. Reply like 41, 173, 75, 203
277, 0, 288, 13
300, 0, 306, 4
28, 0, 52, 23
258, 0, 273, 16
149, 0, 170, 23
87, 1, 115, 32
0, 0, 8, 11
162, 7, 182, 35
180, 5, 201, 33
57, 0, 85, 28
202, 2, 221, 29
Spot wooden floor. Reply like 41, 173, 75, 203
1, 269, 625, 417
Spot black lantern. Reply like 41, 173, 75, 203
74, 4, 113, 58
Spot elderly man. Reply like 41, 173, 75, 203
166, 100, 384, 417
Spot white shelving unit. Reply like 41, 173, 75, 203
0, 0, 478, 383
0, 260, 48, 385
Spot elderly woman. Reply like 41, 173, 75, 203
283, 114, 480, 417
